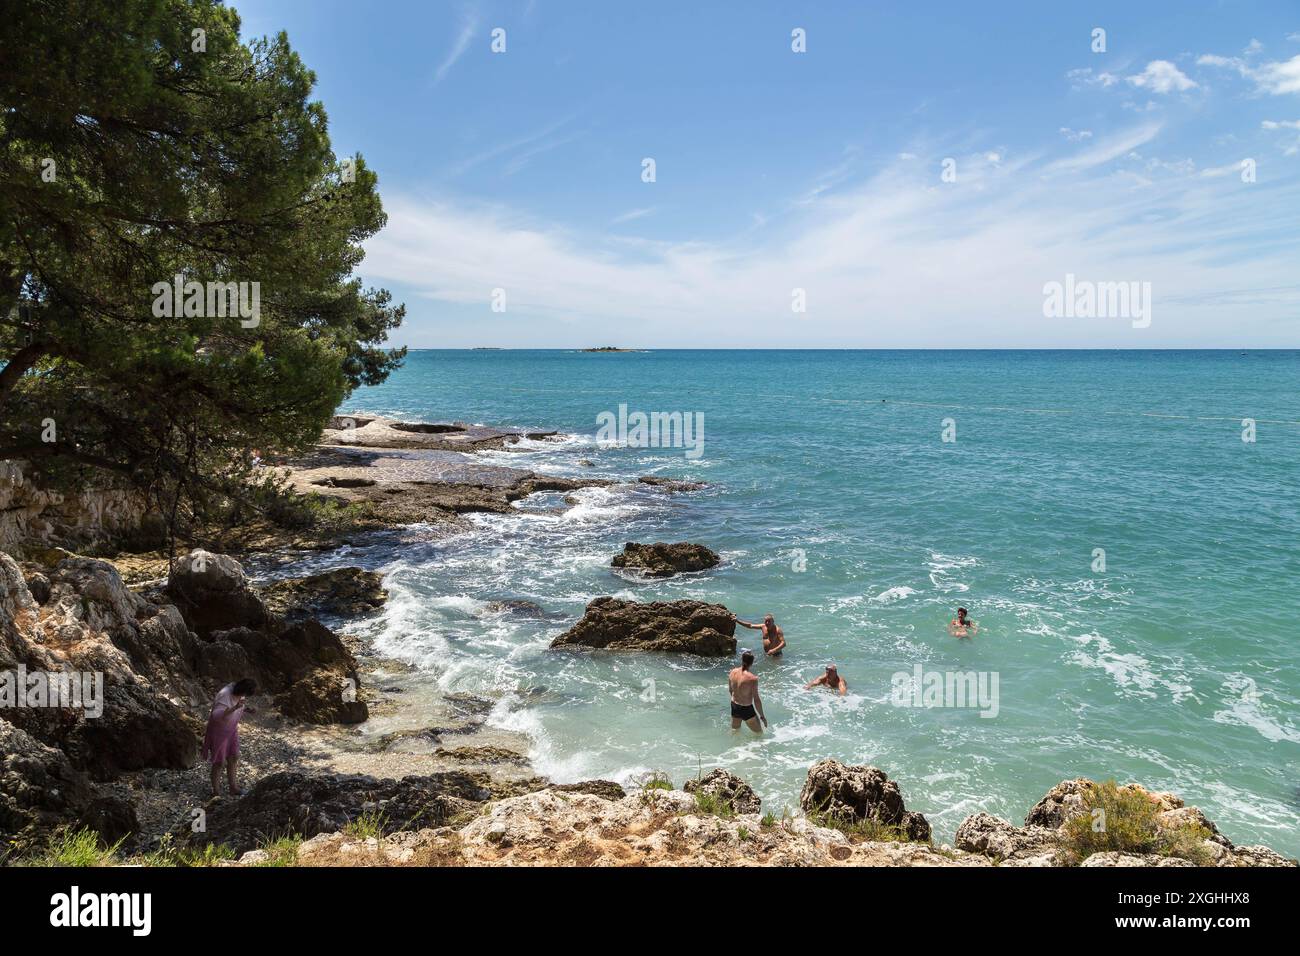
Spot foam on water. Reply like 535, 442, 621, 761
335, 350, 1300, 855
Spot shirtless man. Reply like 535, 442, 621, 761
728, 650, 768, 733
735, 614, 786, 656
805, 664, 848, 696
948, 607, 977, 639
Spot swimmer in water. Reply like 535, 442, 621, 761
804, 664, 848, 696
948, 607, 977, 639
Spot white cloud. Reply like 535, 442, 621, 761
1067, 68, 1119, 89
1059, 127, 1093, 142
1199, 52, 1300, 95
1253, 54, 1300, 94
433, 12, 478, 86
1262, 119, 1300, 155
361, 132, 1300, 347
1127, 60, 1198, 93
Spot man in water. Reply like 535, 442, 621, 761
948, 607, 977, 639
735, 613, 786, 656
728, 649, 767, 733
805, 664, 848, 696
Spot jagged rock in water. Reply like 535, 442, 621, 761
549, 597, 736, 655
683, 768, 761, 814
611, 541, 720, 578
260, 567, 388, 621
798, 759, 932, 842
636, 476, 707, 492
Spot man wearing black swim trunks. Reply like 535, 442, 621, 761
728, 649, 767, 733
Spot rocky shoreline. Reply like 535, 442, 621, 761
1, 415, 1295, 867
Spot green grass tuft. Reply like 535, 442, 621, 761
253, 834, 303, 867
20, 827, 123, 867
1058, 779, 1218, 865
343, 809, 389, 841
691, 790, 736, 819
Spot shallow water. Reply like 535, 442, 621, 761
325, 350, 1298, 852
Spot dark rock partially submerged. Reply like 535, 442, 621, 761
798, 759, 932, 842
260, 567, 388, 621
611, 541, 720, 578
636, 476, 707, 493
549, 598, 737, 655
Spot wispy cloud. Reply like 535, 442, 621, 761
446, 114, 581, 176
1043, 123, 1162, 174
363, 127, 1300, 347
611, 208, 655, 225
1199, 51, 1300, 95
433, 11, 479, 86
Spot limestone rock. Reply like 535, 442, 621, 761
167, 550, 269, 637
954, 812, 1060, 863
683, 768, 761, 814
798, 759, 931, 842
550, 780, 626, 801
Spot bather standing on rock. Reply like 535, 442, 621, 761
735, 613, 785, 656
728, 650, 767, 733
201, 678, 257, 796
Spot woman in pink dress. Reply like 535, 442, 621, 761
201, 678, 257, 796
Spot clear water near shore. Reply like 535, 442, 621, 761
314, 350, 1298, 853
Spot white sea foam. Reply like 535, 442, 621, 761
1212, 675, 1300, 744
871, 585, 919, 604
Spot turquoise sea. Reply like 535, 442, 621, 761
332, 350, 1300, 853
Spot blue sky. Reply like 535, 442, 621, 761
235, 0, 1300, 347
